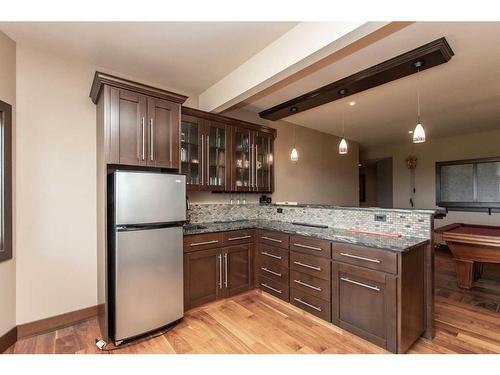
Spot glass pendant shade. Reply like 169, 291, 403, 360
290, 147, 298, 161
412, 123, 426, 143
338, 138, 348, 154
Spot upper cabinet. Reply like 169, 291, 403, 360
90, 72, 188, 169
90, 72, 276, 191
181, 107, 276, 193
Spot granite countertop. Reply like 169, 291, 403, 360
267, 203, 441, 216
183, 219, 429, 252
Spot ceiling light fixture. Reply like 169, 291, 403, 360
339, 97, 348, 155
349, 101, 356, 106
413, 61, 426, 143
290, 124, 298, 162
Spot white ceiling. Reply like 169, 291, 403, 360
242, 22, 500, 148
0, 21, 298, 94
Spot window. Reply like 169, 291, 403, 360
436, 157, 500, 213
0, 99, 12, 263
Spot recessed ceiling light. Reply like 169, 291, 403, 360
408, 130, 413, 134
349, 101, 356, 106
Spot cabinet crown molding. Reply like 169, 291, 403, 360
90, 71, 189, 104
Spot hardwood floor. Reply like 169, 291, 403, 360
435, 246, 500, 313
5, 249, 500, 355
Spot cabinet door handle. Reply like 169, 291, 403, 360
141, 117, 145, 161
293, 279, 322, 292
340, 277, 381, 291
293, 243, 323, 252
200, 134, 204, 185
255, 144, 259, 189
261, 283, 282, 294
293, 298, 322, 312
149, 118, 154, 161
206, 135, 210, 185
224, 253, 228, 288
260, 251, 282, 260
227, 235, 252, 241
218, 254, 223, 289
261, 236, 282, 243
339, 252, 381, 264
261, 267, 282, 277
189, 240, 219, 247
293, 261, 321, 271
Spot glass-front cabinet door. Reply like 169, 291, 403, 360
233, 127, 252, 191
180, 115, 202, 189
254, 132, 273, 192
206, 122, 227, 191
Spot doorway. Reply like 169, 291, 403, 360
359, 157, 393, 208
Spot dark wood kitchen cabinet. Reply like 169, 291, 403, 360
183, 232, 253, 310
181, 107, 276, 193
232, 128, 274, 192
184, 247, 223, 310
332, 262, 397, 351
91, 72, 187, 169
332, 242, 427, 353
181, 113, 229, 191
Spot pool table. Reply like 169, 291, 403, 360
436, 223, 500, 289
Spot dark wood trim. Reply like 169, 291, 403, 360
90, 71, 189, 105
0, 326, 17, 353
259, 37, 454, 121
17, 305, 98, 339
182, 106, 276, 137
0, 99, 13, 263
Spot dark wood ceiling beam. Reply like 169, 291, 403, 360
259, 37, 454, 121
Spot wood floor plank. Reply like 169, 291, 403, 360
4, 249, 500, 355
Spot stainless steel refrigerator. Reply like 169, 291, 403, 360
108, 170, 186, 345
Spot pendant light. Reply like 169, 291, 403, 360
412, 61, 426, 143
290, 124, 298, 161
338, 91, 348, 154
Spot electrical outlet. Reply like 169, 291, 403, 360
374, 214, 387, 222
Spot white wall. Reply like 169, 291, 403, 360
362, 129, 500, 228
0, 31, 16, 336
15, 46, 98, 324
14, 45, 198, 325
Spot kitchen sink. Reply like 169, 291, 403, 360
183, 224, 207, 230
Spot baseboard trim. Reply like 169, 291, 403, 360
0, 326, 17, 353
17, 305, 98, 339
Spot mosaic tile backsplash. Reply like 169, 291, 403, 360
188, 203, 434, 239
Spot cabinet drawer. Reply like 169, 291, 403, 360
258, 230, 289, 249
290, 235, 331, 258
258, 243, 289, 268
332, 243, 397, 274
290, 288, 331, 322
290, 251, 331, 280
184, 232, 224, 252
222, 229, 255, 246
259, 275, 289, 302
258, 256, 289, 284
290, 270, 330, 301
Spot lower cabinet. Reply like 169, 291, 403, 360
184, 234, 252, 310
183, 248, 223, 311
184, 229, 427, 353
332, 262, 397, 352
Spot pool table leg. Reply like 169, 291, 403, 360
453, 259, 474, 289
